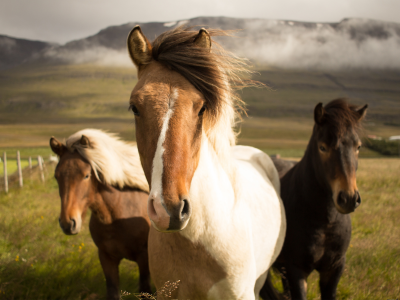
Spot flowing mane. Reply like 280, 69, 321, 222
148, 26, 262, 170
66, 129, 149, 193
322, 98, 365, 146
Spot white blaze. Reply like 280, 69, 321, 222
149, 88, 178, 200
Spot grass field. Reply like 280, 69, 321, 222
0, 165, 142, 300
0, 63, 399, 299
1, 64, 399, 153
0, 158, 399, 300
0, 159, 31, 177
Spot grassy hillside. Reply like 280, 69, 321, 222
1, 63, 399, 157
1, 63, 399, 298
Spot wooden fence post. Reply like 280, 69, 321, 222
17, 151, 23, 188
29, 157, 32, 169
3, 152, 8, 193
38, 156, 45, 182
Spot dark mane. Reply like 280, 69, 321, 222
321, 98, 364, 143
150, 26, 261, 121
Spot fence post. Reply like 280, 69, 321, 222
38, 156, 45, 182
3, 152, 8, 193
29, 157, 32, 169
17, 151, 23, 188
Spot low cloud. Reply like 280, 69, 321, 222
44, 46, 132, 67
43, 18, 400, 70
225, 18, 400, 70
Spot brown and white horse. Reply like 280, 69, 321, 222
126, 26, 286, 299
50, 129, 151, 300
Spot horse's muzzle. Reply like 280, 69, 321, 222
59, 217, 81, 235
148, 196, 191, 232
336, 191, 361, 214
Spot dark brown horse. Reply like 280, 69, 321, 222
261, 99, 368, 300
50, 129, 151, 300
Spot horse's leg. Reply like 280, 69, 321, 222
98, 249, 121, 300
284, 265, 308, 300
319, 259, 345, 300
137, 250, 151, 294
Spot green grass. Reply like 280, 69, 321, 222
0, 148, 52, 160
1, 64, 399, 153
1, 159, 399, 299
270, 158, 400, 300
0, 159, 31, 177
0, 166, 142, 300
0, 63, 399, 298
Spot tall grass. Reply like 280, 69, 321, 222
294, 158, 400, 300
0, 166, 141, 300
1, 159, 400, 299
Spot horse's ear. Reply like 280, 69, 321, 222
80, 135, 90, 148
194, 28, 211, 50
314, 102, 325, 125
127, 25, 152, 70
50, 137, 65, 156
355, 104, 368, 120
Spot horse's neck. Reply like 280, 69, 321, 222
181, 135, 236, 242
90, 184, 128, 224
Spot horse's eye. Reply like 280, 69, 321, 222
357, 145, 361, 150
129, 104, 140, 116
84, 174, 90, 179
319, 145, 327, 152
198, 105, 207, 116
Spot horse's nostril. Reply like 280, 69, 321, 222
355, 191, 361, 208
70, 218, 76, 229
180, 199, 191, 221
337, 191, 345, 206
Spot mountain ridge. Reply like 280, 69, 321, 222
1, 16, 400, 70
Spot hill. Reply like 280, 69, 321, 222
0, 17, 399, 155
0, 64, 399, 158
0, 35, 54, 70
2, 17, 400, 70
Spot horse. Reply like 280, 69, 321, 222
49, 129, 151, 300
270, 156, 297, 179
126, 25, 286, 300
260, 99, 368, 300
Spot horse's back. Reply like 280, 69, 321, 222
271, 156, 298, 179
231, 145, 286, 281
232, 145, 280, 195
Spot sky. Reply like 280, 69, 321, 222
1, 0, 399, 44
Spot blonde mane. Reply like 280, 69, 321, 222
66, 129, 149, 193
149, 26, 263, 174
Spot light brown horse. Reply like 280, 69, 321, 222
50, 129, 151, 300
126, 26, 286, 300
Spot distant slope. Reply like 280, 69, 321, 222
42, 17, 400, 70
0, 35, 53, 70
1, 17, 400, 70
